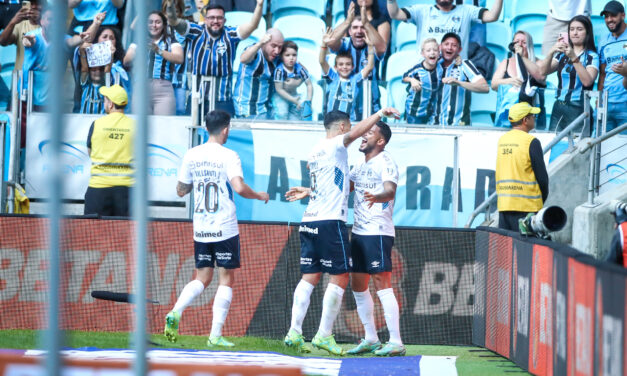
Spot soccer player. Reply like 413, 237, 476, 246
283, 107, 400, 356
164, 110, 269, 347
345, 121, 405, 357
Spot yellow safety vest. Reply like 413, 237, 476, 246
88, 112, 135, 188
495, 129, 543, 212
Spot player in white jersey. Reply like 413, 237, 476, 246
164, 110, 269, 347
345, 121, 405, 357
283, 107, 400, 355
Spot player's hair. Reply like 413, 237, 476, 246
376, 121, 392, 144
205, 110, 231, 135
282, 41, 298, 54
323, 110, 350, 130
202, 3, 225, 15
335, 51, 354, 65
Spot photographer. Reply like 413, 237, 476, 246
608, 202, 627, 267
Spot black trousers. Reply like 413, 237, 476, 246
84, 186, 130, 217
498, 211, 533, 233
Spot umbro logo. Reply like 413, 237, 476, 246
371, 261, 380, 268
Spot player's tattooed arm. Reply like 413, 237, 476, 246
363, 181, 397, 208
285, 186, 311, 202
176, 181, 193, 197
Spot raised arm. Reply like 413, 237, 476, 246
123, 43, 136, 67
538, 41, 562, 76
343, 107, 400, 147
361, 2, 386, 56
319, 28, 332, 74
0, 7, 29, 46
82, 12, 106, 43
327, 1, 355, 51
566, 46, 597, 88
240, 32, 269, 64
386, 0, 408, 21
513, 44, 545, 81
78, 43, 90, 82
230, 176, 269, 202
480, 0, 503, 23
359, 38, 375, 78
164, 0, 189, 36
152, 42, 184, 64
237, 0, 264, 40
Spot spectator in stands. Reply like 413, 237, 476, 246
495, 102, 549, 232
344, 0, 391, 48
161, 0, 191, 116
272, 41, 313, 121
437, 32, 488, 126
320, 27, 374, 121
328, 2, 386, 120
492, 31, 546, 128
598, 0, 627, 133
542, 0, 591, 57
84, 84, 135, 217
402, 38, 442, 124
386, 0, 503, 59
165, 0, 265, 116
0, 0, 22, 32
461, 0, 486, 47
124, 11, 184, 115
68, 0, 124, 34
537, 15, 598, 135
0, 0, 43, 72
608, 201, 627, 267
77, 40, 113, 114
233, 28, 283, 119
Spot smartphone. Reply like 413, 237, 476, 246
558, 32, 569, 45
22, 1, 31, 10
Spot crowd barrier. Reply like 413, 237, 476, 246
0, 215, 475, 345
473, 227, 627, 376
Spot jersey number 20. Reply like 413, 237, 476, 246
195, 181, 219, 213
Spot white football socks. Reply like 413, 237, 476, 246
377, 288, 402, 345
172, 279, 205, 314
353, 290, 379, 343
210, 285, 233, 338
290, 279, 315, 334
318, 283, 345, 338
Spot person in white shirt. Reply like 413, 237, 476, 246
163, 110, 269, 348
283, 107, 400, 356
542, 0, 591, 56
344, 120, 405, 357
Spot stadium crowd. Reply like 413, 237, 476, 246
0, 0, 626, 130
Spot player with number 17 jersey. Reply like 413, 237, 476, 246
178, 142, 243, 242
302, 135, 350, 223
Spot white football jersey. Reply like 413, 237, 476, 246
178, 142, 243, 242
302, 135, 350, 222
349, 151, 398, 236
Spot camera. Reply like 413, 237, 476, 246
518, 206, 567, 239
610, 200, 627, 224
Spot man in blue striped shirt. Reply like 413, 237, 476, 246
437, 32, 488, 126
166, 0, 264, 115
233, 28, 284, 119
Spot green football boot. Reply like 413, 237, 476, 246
311, 332, 345, 356
284, 329, 312, 353
374, 342, 406, 357
346, 339, 382, 355
163, 311, 181, 343
207, 335, 235, 347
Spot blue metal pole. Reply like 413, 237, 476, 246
46, 1, 68, 375
132, 0, 149, 374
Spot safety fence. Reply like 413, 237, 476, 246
473, 226, 627, 376
0, 215, 475, 345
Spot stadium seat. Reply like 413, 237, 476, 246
511, 0, 548, 48
332, 0, 344, 28
545, 72, 558, 91
591, 16, 609, 47
0, 44, 17, 69
486, 22, 511, 62
396, 0, 430, 8
297, 81, 324, 120
470, 90, 497, 126
270, 0, 326, 20
296, 48, 323, 83
273, 15, 326, 51
395, 22, 417, 52
591, 0, 625, 16
544, 89, 556, 116
385, 50, 421, 118
225, 11, 266, 40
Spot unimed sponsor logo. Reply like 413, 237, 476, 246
413, 262, 474, 316
517, 276, 529, 337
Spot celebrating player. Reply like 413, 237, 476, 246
283, 107, 400, 356
345, 121, 405, 357
164, 110, 269, 347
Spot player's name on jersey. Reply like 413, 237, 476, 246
299, 224, 318, 234
194, 161, 225, 169
303, 211, 318, 218
354, 181, 376, 189
193, 170, 220, 178
195, 230, 223, 238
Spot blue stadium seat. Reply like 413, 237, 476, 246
396, 0, 430, 8
271, 0, 327, 20
225, 11, 267, 40
591, 0, 625, 16
545, 72, 558, 90
544, 89, 556, 117
591, 16, 609, 47
332, 0, 344, 27
395, 22, 417, 52
486, 22, 511, 62
273, 15, 326, 52
385, 50, 421, 117
511, 0, 548, 48
0, 71, 12, 110
0, 44, 17, 69
470, 90, 497, 126
296, 48, 323, 83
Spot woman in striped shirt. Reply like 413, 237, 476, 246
124, 11, 184, 115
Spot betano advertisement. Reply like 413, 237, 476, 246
24, 114, 554, 226
473, 227, 627, 376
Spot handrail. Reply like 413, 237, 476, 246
464, 110, 589, 228
580, 122, 627, 152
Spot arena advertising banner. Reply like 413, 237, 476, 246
474, 227, 627, 376
0, 216, 475, 345
23, 114, 554, 227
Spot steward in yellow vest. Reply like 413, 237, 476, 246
495, 102, 549, 231
83, 85, 135, 217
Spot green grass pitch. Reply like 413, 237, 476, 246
0, 330, 530, 375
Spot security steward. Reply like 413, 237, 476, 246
609, 202, 627, 267
84, 85, 135, 217
495, 102, 549, 231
